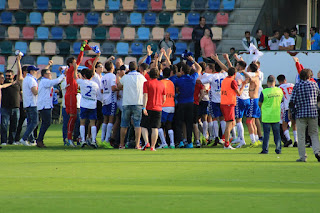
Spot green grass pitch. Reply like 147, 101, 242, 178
0, 124, 319, 213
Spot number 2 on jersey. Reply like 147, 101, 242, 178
85, 86, 92, 97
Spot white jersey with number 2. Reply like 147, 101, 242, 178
76, 79, 99, 109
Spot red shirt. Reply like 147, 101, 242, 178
144, 72, 151, 81
193, 83, 204, 105
143, 79, 166, 111
66, 51, 84, 95
295, 61, 316, 83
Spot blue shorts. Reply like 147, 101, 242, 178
198, 101, 209, 115
209, 102, 222, 118
283, 110, 290, 123
161, 111, 174, 123
102, 102, 117, 116
235, 98, 250, 119
246, 98, 260, 118
121, 105, 143, 128
80, 107, 97, 120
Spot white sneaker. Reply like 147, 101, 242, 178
231, 137, 241, 144
12, 142, 20, 145
236, 141, 246, 148
80, 141, 87, 148
224, 145, 236, 150
29, 141, 37, 146
19, 139, 30, 146
158, 143, 168, 149
1, 143, 7, 146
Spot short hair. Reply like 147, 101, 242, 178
255, 61, 261, 66
273, 29, 279, 35
139, 63, 149, 71
95, 62, 102, 68
5, 70, 13, 74
300, 69, 313, 81
41, 69, 49, 76
104, 61, 114, 72
245, 31, 250, 34
199, 16, 205, 21
215, 63, 221, 72
163, 67, 171, 78
82, 69, 94, 79
227, 67, 236, 76
291, 27, 297, 32
284, 29, 290, 34
180, 62, 191, 74
22, 66, 28, 72
256, 29, 262, 34
311, 27, 317, 32
0, 72, 4, 76
230, 47, 235, 51
149, 68, 159, 79
66, 57, 75, 67
129, 61, 137, 71
199, 62, 206, 72
249, 63, 258, 72
276, 74, 286, 82
237, 61, 247, 69
207, 63, 215, 72
267, 75, 276, 83
170, 65, 178, 74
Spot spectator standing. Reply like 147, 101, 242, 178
289, 69, 320, 162
268, 30, 280, 50
200, 29, 216, 63
291, 27, 302, 50
279, 29, 295, 50
256, 29, 269, 50
242, 31, 258, 51
310, 27, 320, 50
158, 32, 176, 63
192, 17, 212, 62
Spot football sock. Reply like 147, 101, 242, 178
213, 120, 219, 138
250, 134, 256, 143
208, 121, 214, 138
158, 128, 167, 145
67, 116, 76, 140
101, 123, 107, 142
80, 125, 85, 142
168, 129, 174, 145
105, 123, 113, 142
293, 130, 298, 142
91, 126, 97, 143
284, 130, 291, 141
220, 120, 226, 135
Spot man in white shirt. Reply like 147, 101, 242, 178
36, 69, 65, 148
117, 61, 147, 149
279, 29, 295, 50
20, 65, 39, 146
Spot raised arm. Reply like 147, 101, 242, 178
223, 53, 233, 68
73, 61, 79, 79
187, 56, 201, 75
138, 45, 153, 65
92, 52, 101, 74
293, 57, 303, 74
16, 55, 23, 81
210, 54, 228, 71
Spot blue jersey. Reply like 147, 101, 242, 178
174, 73, 199, 104
311, 33, 320, 50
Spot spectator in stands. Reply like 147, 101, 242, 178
242, 31, 257, 51
256, 29, 268, 50
200, 29, 216, 63
159, 32, 176, 63
228, 47, 237, 67
279, 29, 295, 50
310, 27, 320, 50
192, 17, 212, 62
291, 27, 302, 50
268, 30, 280, 50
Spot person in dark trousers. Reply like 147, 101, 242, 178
192, 17, 212, 62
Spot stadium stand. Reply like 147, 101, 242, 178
165, 0, 177, 11
7, 0, 19, 10
187, 12, 200, 25
123, 27, 136, 40
194, 0, 207, 10
222, 0, 235, 10
15, 11, 27, 25
22, 27, 35, 40
151, 0, 163, 11
0, 0, 5, 10
124, 56, 137, 65
137, 27, 150, 40
65, 26, 78, 40
211, 27, 223, 40
58, 41, 70, 55
72, 12, 85, 25
108, 0, 120, 11
122, 0, 134, 11
21, 0, 35, 10
65, 0, 77, 11
94, 27, 107, 40
21, 56, 35, 65
79, 0, 92, 11
51, 27, 64, 40
37, 0, 49, 10
37, 27, 49, 40
136, 0, 149, 11
146, 41, 158, 53
1, 12, 13, 25
101, 42, 115, 55
29, 42, 42, 55
93, 0, 106, 11
58, 12, 71, 25
109, 27, 121, 40
29, 12, 42, 25
0, 41, 13, 54
131, 42, 144, 55
203, 12, 215, 25
144, 12, 157, 26
37, 56, 50, 65
130, 12, 142, 26
181, 27, 193, 40
115, 12, 128, 25
44, 41, 56, 55
152, 27, 164, 40
173, 12, 185, 26
116, 42, 129, 55
7, 26, 20, 40
87, 12, 99, 25
158, 12, 171, 25
101, 12, 113, 25
50, 0, 63, 11
216, 12, 229, 25
0, 26, 5, 39
15, 42, 28, 54
208, 0, 221, 10
166, 27, 179, 40
180, 0, 192, 10
175, 42, 188, 55
80, 27, 92, 40
43, 12, 56, 25
72, 42, 81, 54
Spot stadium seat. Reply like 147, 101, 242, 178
0, 56, 5, 64
29, 12, 42, 25
93, 0, 106, 11
43, 12, 56, 25
44, 42, 56, 55
115, 12, 128, 25
101, 42, 115, 55
137, 27, 150, 40
65, 0, 77, 10
21, 56, 35, 65
145, 41, 157, 54
208, 0, 220, 10
58, 12, 71, 25
65, 26, 78, 40
136, 0, 148, 11
222, 0, 235, 10
187, 12, 200, 25
181, 27, 193, 40
175, 42, 188, 55
0, 0, 5, 10
37, 56, 49, 65
1, 12, 12, 25
116, 42, 129, 55
37, 27, 49, 40
194, 0, 207, 10
7, 0, 19, 10
94, 27, 107, 40
216, 12, 229, 25
131, 42, 143, 55
124, 56, 137, 65
51, 70, 58, 78
50, 0, 63, 10
179, 0, 192, 10
123, 27, 135, 40
211, 27, 222, 40
122, 0, 134, 11
152, 27, 164, 40
0, 64, 4, 72
72, 42, 81, 54
29, 42, 42, 55
203, 12, 215, 25
37, 0, 48, 10
188, 42, 194, 53
0, 26, 5, 39
22, 27, 35, 40
21, 0, 34, 9
78, 0, 91, 10
87, 12, 99, 25
101, 12, 113, 25
7, 56, 17, 70
14, 11, 27, 25
58, 41, 70, 55
144, 12, 156, 26
108, 0, 120, 11
173, 12, 185, 26
109, 27, 121, 40
80, 27, 92, 40
87, 42, 100, 55
150, 0, 163, 11
72, 12, 85, 25
159, 12, 171, 25
165, 0, 176, 11
166, 27, 179, 40
129, 12, 142, 26
36, 64, 47, 70
198, 57, 203, 62
52, 65, 61, 75
7, 26, 20, 40
15, 41, 28, 54
52, 56, 64, 65
0, 41, 13, 54
51, 27, 63, 40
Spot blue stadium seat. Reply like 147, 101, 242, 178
15, 42, 28, 54
37, 27, 49, 40
1, 12, 13, 25
131, 42, 143, 55
73, 42, 81, 55
87, 12, 99, 25
37, 0, 48, 10
78, 0, 92, 10
108, 0, 120, 11
222, 0, 235, 10
52, 65, 61, 75
137, 27, 150, 40
208, 0, 220, 10
101, 42, 115, 55
136, 0, 148, 11
166, 27, 179, 40
21, 56, 35, 65
197, 57, 203, 62
0, 0, 5, 10
187, 12, 200, 25
130, 12, 142, 26
21, 0, 35, 10
144, 12, 156, 26
203, 12, 215, 25
0, 26, 5, 39
29, 12, 42, 25
51, 27, 63, 40
173, 57, 180, 64
0, 65, 4, 72
116, 42, 129, 55
194, 0, 207, 10
175, 42, 188, 55
37, 56, 49, 65
115, 12, 128, 25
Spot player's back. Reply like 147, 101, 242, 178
279, 83, 294, 109
77, 78, 99, 109
209, 72, 227, 103
101, 72, 117, 105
